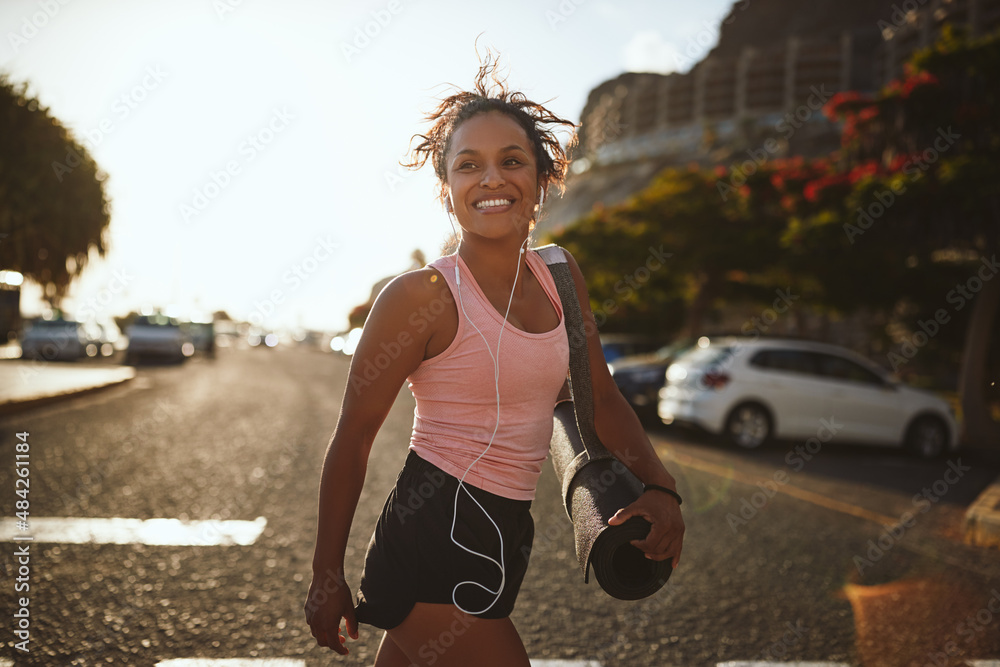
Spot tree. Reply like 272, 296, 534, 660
0, 72, 111, 307
796, 25, 1000, 444
544, 164, 789, 339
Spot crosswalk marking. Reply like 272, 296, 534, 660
717, 663, 853, 666
0, 516, 267, 545
716, 664, 1000, 667
154, 662, 599, 667
152, 661, 601, 666
156, 661, 305, 666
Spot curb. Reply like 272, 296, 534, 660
0, 368, 136, 416
964, 475, 1000, 548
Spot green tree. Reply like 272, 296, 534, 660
544, 165, 789, 339
0, 73, 112, 307
798, 25, 1000, 443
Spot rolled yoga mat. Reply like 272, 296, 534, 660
550, 399, 672, 601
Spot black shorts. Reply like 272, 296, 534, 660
354, 450, 534, 630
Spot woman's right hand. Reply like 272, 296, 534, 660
304, 569, 358, 655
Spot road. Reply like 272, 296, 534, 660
1, 346, 998, 666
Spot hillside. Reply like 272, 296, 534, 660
708, 0, 900, 59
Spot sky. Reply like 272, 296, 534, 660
1, 0, 735, 333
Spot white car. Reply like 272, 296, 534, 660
658, 337, 959, 458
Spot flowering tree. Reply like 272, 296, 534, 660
789, 25, 1000, 444
548, 164, 787, 339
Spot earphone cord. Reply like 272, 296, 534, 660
448, 191, 545, 615
445, 202, 537, 616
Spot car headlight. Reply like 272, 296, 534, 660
666, 365, 687, 383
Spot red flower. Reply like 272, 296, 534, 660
848, 161, 879, 184
824, 91, 863, 120
858, 106, 878, 121
804, 181, 820, 202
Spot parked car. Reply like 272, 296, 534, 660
599, 334, 663, 365
126, 314, 194, 364
657, 337, 958, 458
187, 321, 216, 356
609, 339, 696, 417
81, 320, 118, 358
20, 318, 88, 361
248, 329, 278, 349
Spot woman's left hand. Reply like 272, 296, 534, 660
608, 490, 685, 567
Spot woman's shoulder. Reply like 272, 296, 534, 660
380, 260, 453, 307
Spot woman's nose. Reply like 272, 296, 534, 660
480, 162, 505, 188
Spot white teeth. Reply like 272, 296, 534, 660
476, 199, 512, 209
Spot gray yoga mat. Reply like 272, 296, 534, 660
550, 400, 672, 600
538, 243, 672, 600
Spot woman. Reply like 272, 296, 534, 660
304, 53, 685, 666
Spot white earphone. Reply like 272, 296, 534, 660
444, 186, 542, 614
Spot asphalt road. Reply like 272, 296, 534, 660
1, 346, 998, 666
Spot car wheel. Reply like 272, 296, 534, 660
904, 415, 948, 459
725, 403, 772, 449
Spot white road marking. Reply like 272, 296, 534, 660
717, 663, 854, 666
156, 661, 305, 666
154, 661, 600, 666
0, 516, 267, 545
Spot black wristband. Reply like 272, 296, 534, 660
644, 484, 682, 505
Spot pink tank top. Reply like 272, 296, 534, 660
407, 249, 570, 501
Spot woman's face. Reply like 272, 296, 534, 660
444, 111, 540, 243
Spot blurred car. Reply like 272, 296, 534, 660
657, 337, 958, 458
599, 334, 663, 365
187, 321, 216, 356
20, 318, 88, 361
609, 339, 696, 417
80, 321, 118, 358
126, 314, 194, 363
248, 329, 279, 349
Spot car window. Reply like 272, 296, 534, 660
749, 349, 819, 376
134, 314, 180, 327
815, 353, 885, 386
677, 345, 734, 368
32, 320, 77, 329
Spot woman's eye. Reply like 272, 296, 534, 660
504, 158, 522, 166
459, 162, 476, 170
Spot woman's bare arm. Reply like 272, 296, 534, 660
305, 269, 443, 653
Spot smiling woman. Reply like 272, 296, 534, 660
304, 47, 685, 667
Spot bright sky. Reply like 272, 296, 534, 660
1, 0, 734, 333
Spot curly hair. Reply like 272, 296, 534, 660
403, 48, 578, 207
